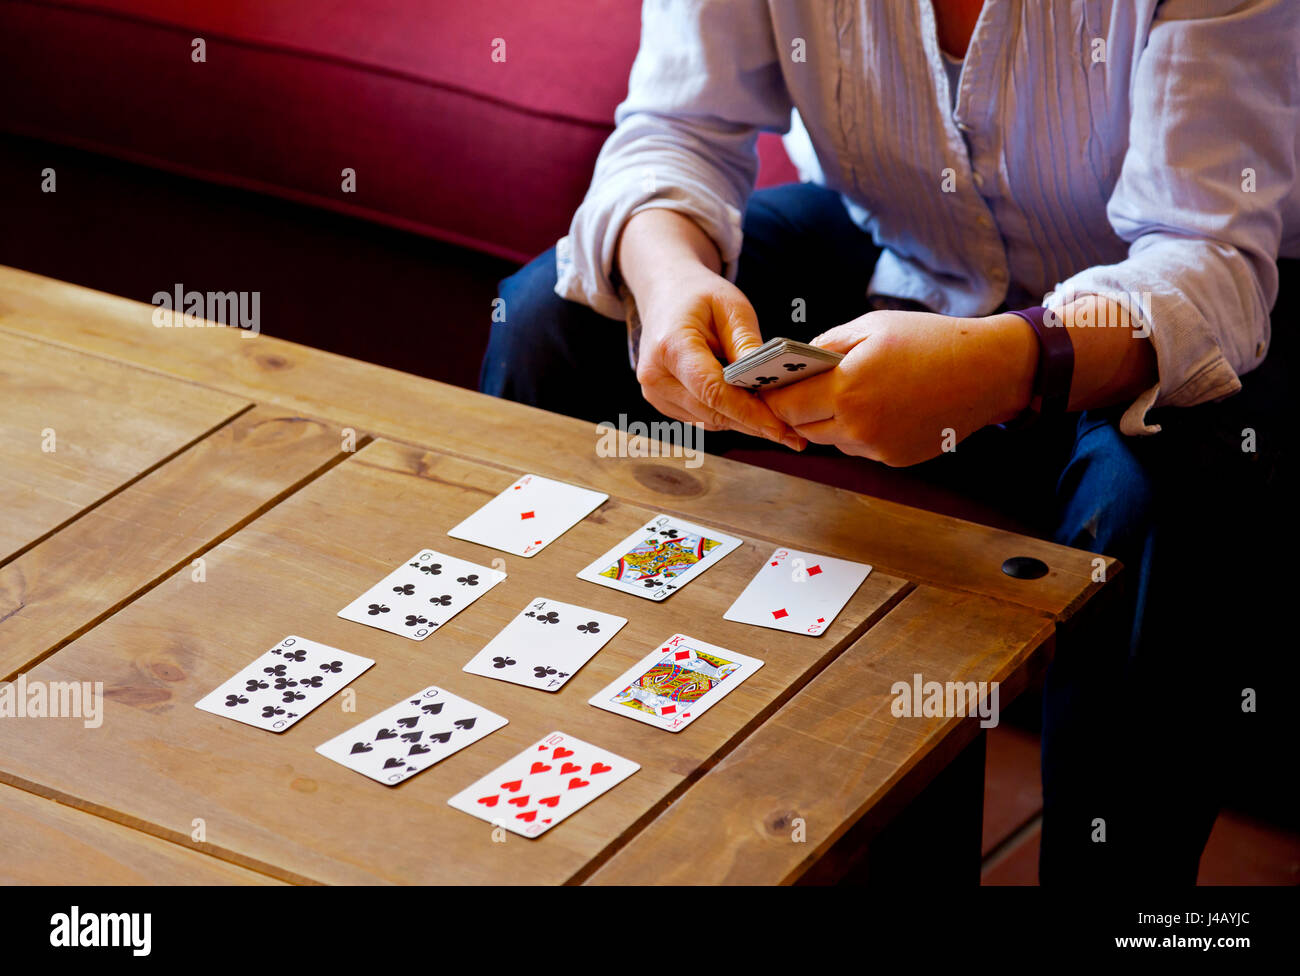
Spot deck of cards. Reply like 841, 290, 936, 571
723, 337, 843, 392
192, 459, 879, 845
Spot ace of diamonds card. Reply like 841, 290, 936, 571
447, 473, 607, 557
724, 547, 872, 636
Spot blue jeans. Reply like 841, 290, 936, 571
481, 183, 1296, 884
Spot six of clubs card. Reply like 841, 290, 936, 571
447, 731, 638, 838
724, 547, 872, 636
338, 548, 506, 640
316, 685, 506, 785
448, 473, 608, 557
588, 634, 763, 732
463, 597, 627, 691
195, 635, 373, 733
576, 514, 741, 601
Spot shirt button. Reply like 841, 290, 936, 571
989, 266, 1006, 281
956, 120, 973, 133
977, 214, 992, 229
972, 171, 985, 189
1256, 341, 1266, 357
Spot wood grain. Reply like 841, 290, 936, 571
0, 328, 249, 562
0, 440, 907, 884
0, 406, 358, 680
0, 266, 1112, 621
585, 586, 1054, 885
0, 782, 282, 885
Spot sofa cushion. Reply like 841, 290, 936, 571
1, 0, 796, 263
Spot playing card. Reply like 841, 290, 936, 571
447, 730, 638, 838
195, 635, 373, 733
724, 547, 872, 636
463, 597, 627, 692
576, 514, 741, 601
723, 337, 843, 392
447, 473, 608, 557
588, 634, 763, 732
315, 685, 506, 786
337, 548, 507, 640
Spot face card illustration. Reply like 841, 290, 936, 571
724, 547, 872, 636
462, 597, 627, 692
447, 730, 638, 838
576, 514, 741, 601
588, 634, 763, 732
195, 635, 373, 733
447, 473, 608, 557
315, 685, 506, 785
338, 549, 507, 640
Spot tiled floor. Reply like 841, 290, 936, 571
979, 724, 1300, 885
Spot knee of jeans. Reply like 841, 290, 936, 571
1055, 414, 1155, 558
480, 250, 563, 396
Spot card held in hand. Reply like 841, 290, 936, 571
315, 685, 506, 785
588, 634, 763, 732
338, 548, 507, 640
463, 597, 627, 692
447, 473, 608, 557
195, 635, 373, 733
447, 730, 638, 838
576, 514, 741, 601
724, 547, 872, 636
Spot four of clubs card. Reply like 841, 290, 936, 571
448, 473, 607, 557
725, 548, 872, 636
316, 685, 506, 785
195, 635, 373, 733
577, 514, 741, 601
463, 597, 627, 691
589, 634, 763, 732
338, 548, 506, 640
447, 731, 638, 838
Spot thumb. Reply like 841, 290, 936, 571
811, 321, 872, 356
713, 292, 765, 363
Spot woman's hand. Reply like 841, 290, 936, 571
762, 309, 1038, 466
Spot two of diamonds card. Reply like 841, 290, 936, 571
447, 473, 607, 557
576, 514, 741, 601
316, 685, 506, 785
448, 731, 638, 838
463, 597, 627, 692
338, 549, 506, 640
588, 634, 763, 732
195, 635, 373, 733
724, 547, 872, 636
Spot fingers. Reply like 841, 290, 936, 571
810, 320, 873, 355
664, 330, 802, 446
712, 291, 765, 362
761, 372, 837, 427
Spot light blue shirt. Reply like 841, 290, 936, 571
556, 0, 1299, 434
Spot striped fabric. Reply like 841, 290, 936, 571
555, 0, 1298, 434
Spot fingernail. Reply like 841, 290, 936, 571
781, 434, 802, 451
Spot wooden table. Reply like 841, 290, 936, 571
0, 265, 1110, 885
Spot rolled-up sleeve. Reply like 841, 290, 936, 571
1048, 0, 1298, 435
555, 0, 793, 320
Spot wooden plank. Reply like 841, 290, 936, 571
0, 440, 909, 884
0, 405, 360, 680
0, 782, 282, 885
0, 328, 249, 561
585, 586, 1054, 885
0, 265, 1111, 621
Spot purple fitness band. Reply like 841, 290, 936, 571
1007, 305, 1074, 423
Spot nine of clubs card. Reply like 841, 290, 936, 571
338, 548, 506, 640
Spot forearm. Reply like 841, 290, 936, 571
614, 209, 722, 303
994, 296, 1158, 418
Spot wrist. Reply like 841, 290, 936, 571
989, 312, 1039, 425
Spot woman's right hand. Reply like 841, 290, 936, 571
618, 210, 805, 448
